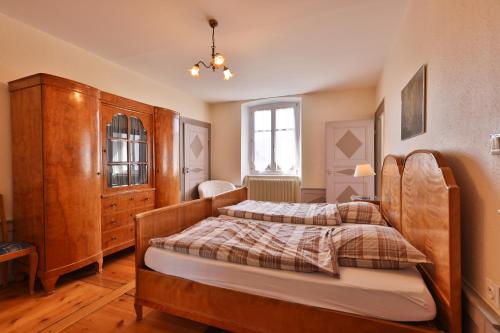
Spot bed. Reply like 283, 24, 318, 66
134, 150, 461, 333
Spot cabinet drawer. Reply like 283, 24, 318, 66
134, 191, 155, 208
135, 205, 155, 216
102, 211, 134, 232
102, 224, 134, 250
102, 195, 131, 215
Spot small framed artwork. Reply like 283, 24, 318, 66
401, 65, 426, 140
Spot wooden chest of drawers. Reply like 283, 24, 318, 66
101, 189, 155, 256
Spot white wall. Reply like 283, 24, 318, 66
0, 13, 210, 219
210, 87, 376, 188
377, 0, 500, 315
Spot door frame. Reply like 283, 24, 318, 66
374, 100, 384, 195
179, 117, 211, 201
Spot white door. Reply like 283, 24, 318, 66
183, 123, 210, 200
326, 119, 374, 203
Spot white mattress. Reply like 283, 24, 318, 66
145, 246, 436, 322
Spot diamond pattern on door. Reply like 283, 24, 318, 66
336, 130, 362, 158
190, 135, 204, 159
335, 168, 355, 176
336, 186, 358, 202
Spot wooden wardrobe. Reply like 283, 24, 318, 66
9, 74, 180, 293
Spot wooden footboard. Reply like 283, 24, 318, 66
135, 198, 212, 269
135, 187, 248, 269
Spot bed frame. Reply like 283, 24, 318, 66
134, 150, 461, 333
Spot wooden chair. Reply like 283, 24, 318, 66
0, 194, 38, 294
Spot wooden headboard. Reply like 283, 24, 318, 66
401, 151, 461, 333
380, 155, 404, 230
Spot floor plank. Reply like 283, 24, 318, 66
40, 281, 135, 333
65, 248, 136, 291
63, 294, 209, 333
0, 249, 222, 333
0, 279, 109, 333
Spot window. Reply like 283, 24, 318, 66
249, 102, 300, 175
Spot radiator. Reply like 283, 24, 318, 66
244, 176, 301, 203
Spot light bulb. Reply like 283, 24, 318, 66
213, 53, 225, 67
189, 64, 200, 77
223, 67, 233, 80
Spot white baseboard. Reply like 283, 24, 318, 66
463, 280, 500, 332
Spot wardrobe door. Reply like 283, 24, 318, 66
154, 107, 180, 207
43, 84, 102, 271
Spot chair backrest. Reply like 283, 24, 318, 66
198, 180, 236, 198
0, 194, 7, 242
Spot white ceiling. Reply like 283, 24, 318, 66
0, 0, 408, 102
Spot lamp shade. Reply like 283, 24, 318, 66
353, 164, 376, 177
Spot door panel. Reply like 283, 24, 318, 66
183, 123, 209, 200
326, 120, 374, 203
43, 85, 101, 270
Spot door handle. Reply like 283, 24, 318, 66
184, 167, 190, 174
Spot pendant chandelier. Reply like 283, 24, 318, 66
189, 19, 233, 80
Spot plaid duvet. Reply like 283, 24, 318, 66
150, 216, 340, 277
218, 200, 342, 226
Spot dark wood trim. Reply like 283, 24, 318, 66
9, 73, 99, 97
100, 91, 154, 114
374, 99, 385, 195
179, 117, 211, 201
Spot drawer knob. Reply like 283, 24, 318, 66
110, 203, 117, 208
111, 236, 117, 241
144, 197, 150, 201
110, 220, 117, 224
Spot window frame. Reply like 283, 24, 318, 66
249, 102, 301, 176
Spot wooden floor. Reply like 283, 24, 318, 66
0, 248, 219, 333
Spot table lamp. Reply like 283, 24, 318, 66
353, 164, 375, 200
354, 164, 376, 178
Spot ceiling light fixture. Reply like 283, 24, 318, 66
189, 19, 233, 80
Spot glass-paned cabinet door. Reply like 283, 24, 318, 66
131, 142, 147, 162
130, 117, 147, 141
131, 164, 148, 185
108, 164, 129, 187
107, 140, 128, 162
104, 112, 149, 188
106, 114, 128, 139
129, 117, 148, 185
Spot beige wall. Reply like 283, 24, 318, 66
0, 13, 210, 220
210, 87, 376, 188
377, 0, 500, 314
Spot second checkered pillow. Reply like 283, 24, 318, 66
337, 202, 387, 226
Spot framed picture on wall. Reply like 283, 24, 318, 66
401, 65, 426, 140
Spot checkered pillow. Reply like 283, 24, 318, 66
332, 224, 430, 269
337, 202, 387, 226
